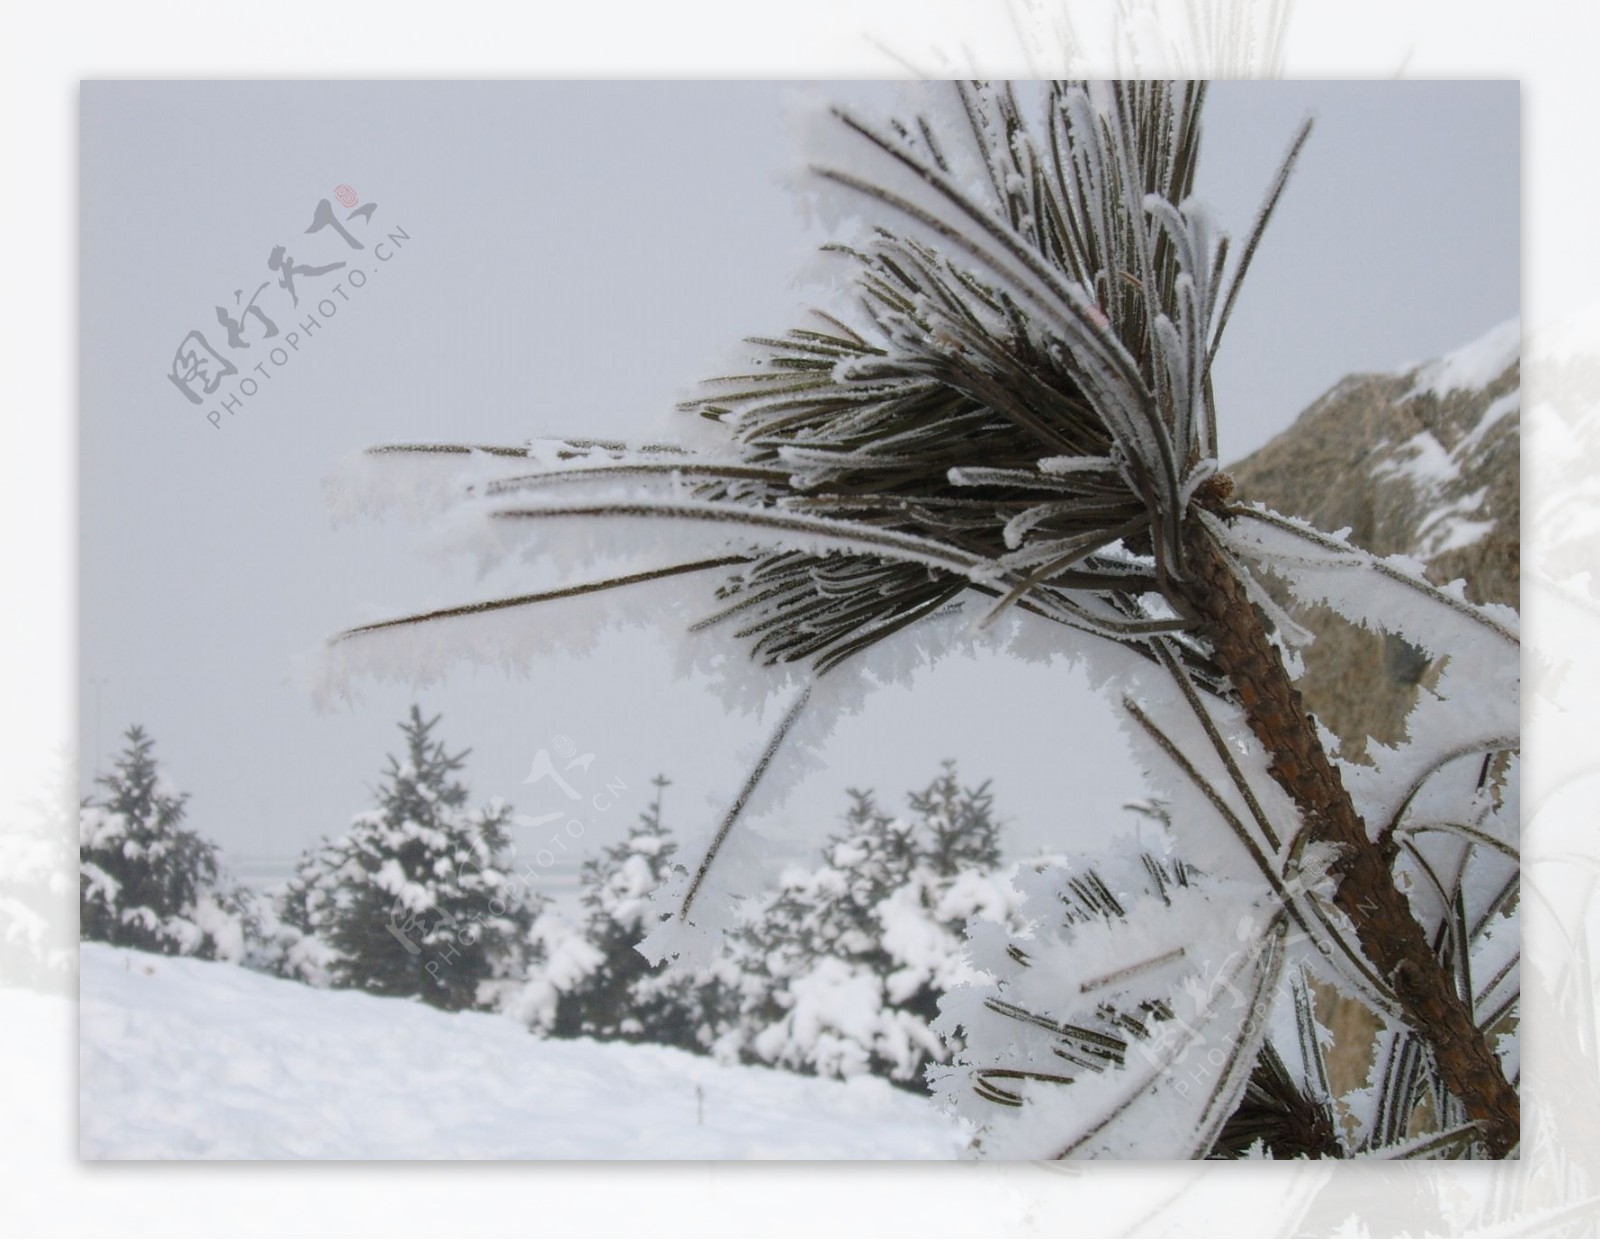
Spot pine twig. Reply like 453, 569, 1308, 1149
1180, 517, 1518, 1157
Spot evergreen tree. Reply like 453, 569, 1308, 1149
908, 761, 1001, 878
733, 765, 1014, 1089
279, 706, 539, 1010
79, 725, 231, 958
556, 776, 736, 1051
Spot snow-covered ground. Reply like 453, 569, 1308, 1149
78, 943, 966, 1159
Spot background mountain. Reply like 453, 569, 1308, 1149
1229, 318, 1519, 760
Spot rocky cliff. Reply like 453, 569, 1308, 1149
1228, 319, 1520, 760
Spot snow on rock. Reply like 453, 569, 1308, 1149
78, 943, 964, 1159
1371, 428, 1456, 488
1234, 319, 1518, 603
1402, 317, 1520, 402
1228, 320, 1519, 760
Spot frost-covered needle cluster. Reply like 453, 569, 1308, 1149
321, 80, 1519, 1160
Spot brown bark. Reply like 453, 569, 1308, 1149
1179, 518, 1519, 1158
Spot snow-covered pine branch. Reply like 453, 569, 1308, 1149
317, 78, 1519, 1158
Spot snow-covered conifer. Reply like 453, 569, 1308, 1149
735, 767, 1014, 1088
79, 725, 237, 959
908, 762, 1001, 878
556, 776, 737, 1050
279, 706, 539, 1010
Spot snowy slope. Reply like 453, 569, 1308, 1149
78, 944, 965, 1159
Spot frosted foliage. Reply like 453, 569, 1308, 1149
312, 82, 1288, 714
932, 855, 1286, 1159
1071, 618, 1413, 1021
1214, 509, 1518, 849
313, 78, 1309, 988
751, 957, 944, 1082
78, 727, 260, 965
278, 708, 541, 1011
309, 77, 1519, 1158
522, 784, 749, 1056
308, 568, 714, 708
483, 910, 604, 1034
742, 863, 1019, 1085
678, 770, 1019, 1088
636, 810, 770, 971
643, 605, 1175, 974
324, 447, 523, 525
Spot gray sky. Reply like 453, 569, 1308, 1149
80, 81, 1517, 880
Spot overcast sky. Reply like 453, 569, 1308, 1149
79, 80, 1517, 880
